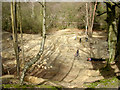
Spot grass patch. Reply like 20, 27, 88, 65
2, 84, 35, 88
2, 84, 62, 89
84, 77, 120, 88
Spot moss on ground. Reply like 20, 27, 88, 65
2, 84, 62, 89
84, 76, 120, 88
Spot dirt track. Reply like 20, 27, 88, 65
2, 29, 119, 88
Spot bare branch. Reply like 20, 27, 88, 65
97, 11, 107, 16
112, 2, 120, 8
38, 2, 44, 7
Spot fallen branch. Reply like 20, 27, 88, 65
24, 76, 47, 85
0, 75, 15, 79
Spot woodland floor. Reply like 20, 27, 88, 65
1, 28, 120, 88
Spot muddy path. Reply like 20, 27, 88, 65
2, 29, 118, 88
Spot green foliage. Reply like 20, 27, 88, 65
2, 2, 11, 32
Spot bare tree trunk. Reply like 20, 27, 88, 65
85, 3, 88, 37
15, 2, 20, 77
89, 2, 92, 26
89, 0, 97, 37
11, 2, 15, 41
115, 15, 120, 62
105, 2, 117, 68
31, 2, 34, 18
11, 1, 20, 77
20, 0, 46, 85
88, 2, 92, 36
18, 2, 25, 69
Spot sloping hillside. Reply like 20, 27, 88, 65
2, 29, 119, 88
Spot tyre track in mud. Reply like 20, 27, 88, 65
40, 31, 91, 87
29, 36, 61, 77
59, 36, 76, 82
58, 35, 89, 85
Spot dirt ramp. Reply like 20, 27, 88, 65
2, 29, 109, 88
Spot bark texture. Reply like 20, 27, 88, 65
11, 1, 20, 77
106, 2, 117, 66
20, 0, 46, 85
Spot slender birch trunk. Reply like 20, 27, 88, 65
20, 0, 46, 84
15, 2, 20, 77
89, 0, 97, 37
85, 3, 88, 36
18, 2, 25, 69
88, 2, 92, 36
11, 1, 20, 77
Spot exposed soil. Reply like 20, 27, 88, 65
2, 29, 119, 88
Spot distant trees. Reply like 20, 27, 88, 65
3, 2, 107, 33
85, 1, 98, 37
